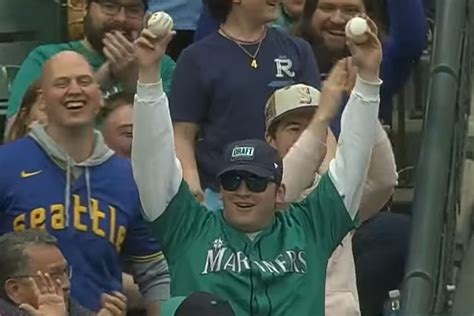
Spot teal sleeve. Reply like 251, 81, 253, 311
6, 49, 45, 118
290, 173, 357, 256
160, 54, 176, 95
148, 181, 212, 264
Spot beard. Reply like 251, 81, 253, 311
83, 13, 137, 54
311, 34, 351, 74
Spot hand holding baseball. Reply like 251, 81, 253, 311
147, 11, 174, 36
135, 14, 175, 83
345, 16, 382, 82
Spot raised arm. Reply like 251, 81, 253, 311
131, 29, 182, 222
328, 19, 383, 219
282, 59, 348, 202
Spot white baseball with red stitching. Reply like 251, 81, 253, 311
147, 11, 174, 36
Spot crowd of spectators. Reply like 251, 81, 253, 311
0, 0, 429, 315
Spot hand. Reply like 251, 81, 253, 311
103, 31, 138, 90
98, 292, 127, 316
346, 16, 382, 82
135, 29, 175, 76
19, 272, 66, 316
317, 58, 350, 122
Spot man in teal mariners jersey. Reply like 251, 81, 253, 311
0, 51, 168, 314
132, 21, 383, 315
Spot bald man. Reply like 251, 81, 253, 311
0, 51, 169, 314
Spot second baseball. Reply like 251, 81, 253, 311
147, 11, 174, 36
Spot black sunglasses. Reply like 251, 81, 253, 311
220, 172, 273, 193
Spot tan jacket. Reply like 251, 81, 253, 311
282, 111, 397, 316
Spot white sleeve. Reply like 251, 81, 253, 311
328, 75, 382, 219
131, 81, 183, 222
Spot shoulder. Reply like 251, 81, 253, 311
267, 27, 311, 48
0, 137, 38, 161
0, 138, 43, 183
180, 32, 225, 58
98, 155, 134, 176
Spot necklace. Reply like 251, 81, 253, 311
219, 27, 267, 69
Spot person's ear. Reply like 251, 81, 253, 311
4, 279, 25, 305
276, 183, 286, 205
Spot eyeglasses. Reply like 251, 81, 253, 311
93, 0, 145, 20
220, 173, 273, 193
10, 266, 73, 282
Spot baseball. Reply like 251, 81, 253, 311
147, 11, 174, 36
345, 17, 369, 43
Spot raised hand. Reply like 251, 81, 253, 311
346, 16, 383, 82
317, 58, 350, 122
135, 28, 175, 75
103, 31, 139, 90
97, 291, 127, 316
19, 272, 66, 316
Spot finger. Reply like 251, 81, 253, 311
54, 278, 63, 296
28, 277, 41, 298
135, 37, 155, 50
35, 271, 47, 294
365, 17, 378, 36
104, 34, 128, 58
142, 12, 152, 29
141, 28, 158, 40
111, 291, 127, 303
104, 47, 119, 65
43, 273, 56, 294
113, 31, 136, 54
327, 59, 347, 82
162, 31, 176, 47
103, 293, 127, 311
103, 39, 125, 61
19, 303, 37, 314
104, 302, 123, 315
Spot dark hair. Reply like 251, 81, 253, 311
0, 230, 58, 300
296, 0, 388, 45
4, 80, 41, 143
204, 0, 233, 23
97, 91, 134, 127
87, 0, 148, 11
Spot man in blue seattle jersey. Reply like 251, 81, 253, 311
0, 51, 169, 313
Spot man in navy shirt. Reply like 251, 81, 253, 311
170, 0, 320, 209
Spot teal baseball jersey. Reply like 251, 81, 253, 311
149, 173, 356, 315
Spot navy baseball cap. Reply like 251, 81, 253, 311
217, 139, 283, 184
160, 292, 235, 316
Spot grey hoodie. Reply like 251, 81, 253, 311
29, 123, 114, 228
28, 124, 171, 303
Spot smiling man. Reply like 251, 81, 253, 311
6, 0, 175, 136
0, 51, 169, 313
132, 16, 383, 315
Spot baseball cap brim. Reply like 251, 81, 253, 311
217, 164, 275, 181
266, 105, 317, 131
160, 297, 187, 316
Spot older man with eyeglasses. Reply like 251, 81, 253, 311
0, 230, 127, 316
6, 0, 175, 135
